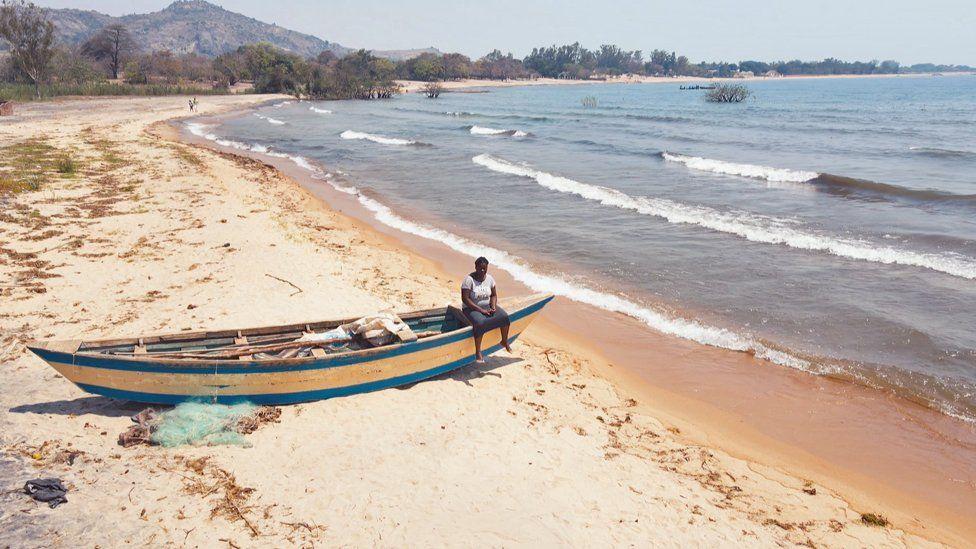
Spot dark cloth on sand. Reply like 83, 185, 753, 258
24, 478, 68, 508
463, 306, 510, 337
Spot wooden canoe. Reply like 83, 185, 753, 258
26, 293, 553, 405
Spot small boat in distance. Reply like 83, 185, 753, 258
28, 293, 554, 405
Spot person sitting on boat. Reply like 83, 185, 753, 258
461, 257, 513, 363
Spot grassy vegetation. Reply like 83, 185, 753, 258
0, 82, 230, 102
1, 139, 57, 194
56, 156, 78, 174
166, 144, 206, 169
81, 132, 126, 170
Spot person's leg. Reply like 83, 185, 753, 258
473, 332, 485, 362
500, 324, 512, 352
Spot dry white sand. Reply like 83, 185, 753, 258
0, 95, 945, 547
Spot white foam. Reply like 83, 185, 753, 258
469, 125, 528, 137
254, 113, 286, 125
473, 154, 976, 280
662, 152, 819, 183
185, 122, 316, 175
340, 130, 416, 146
470, 125, 508, 135
309, 106, 333, 114
271, 100, 293, 108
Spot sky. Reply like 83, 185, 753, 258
38, 0, 976, 65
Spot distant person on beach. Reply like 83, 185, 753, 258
188, 98, 194, 112
461, 257, 512, 363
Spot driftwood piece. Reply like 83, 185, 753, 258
265, 273, 303, 296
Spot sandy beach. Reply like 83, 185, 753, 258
0, 95, 968, 547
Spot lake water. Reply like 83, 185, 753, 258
189, 75, 976, 423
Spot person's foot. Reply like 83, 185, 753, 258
502, 341, 513, 353
475, 352, 485, 364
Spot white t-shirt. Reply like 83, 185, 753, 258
461, 274, 495, 308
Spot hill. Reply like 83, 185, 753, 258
41, 1, 436, 60
44, 0, 345, 57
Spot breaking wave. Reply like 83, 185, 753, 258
254, 113, 285, 125
662, 152, 818, 183
811, 173, 976, 203
469, 125, 530, 137
663, 152, 976, 204
340, 130, 427, 146
309, 106, 333, 114
473, 154, 976, 280
909, 146, 976, 159
185, 122, 314, 171
271, 101, 293, 108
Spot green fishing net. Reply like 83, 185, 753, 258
150, 401, 257, 448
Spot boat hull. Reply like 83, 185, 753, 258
29, 295, 552, 405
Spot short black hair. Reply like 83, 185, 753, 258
475, 256, 489, 267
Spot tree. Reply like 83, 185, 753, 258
401, 52, 444, 81
81, 24, 137, 79
306, 49, 401, 100
475, 50, 527, 80
879, 60, 900, 74
440, 53, 471, 80
705, 84, 751, 103
50, 47, 103, 85
213, 49, 246, 85
423, 80, 443, 98
237, 43, 309, 95
123, 54, 153, 84
0, 0, 55, 97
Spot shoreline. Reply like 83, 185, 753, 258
180, 103, 976, 544
398, 71, 973, 93
0, 94, 968, 546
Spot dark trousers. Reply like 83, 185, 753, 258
462, 307, 510, 337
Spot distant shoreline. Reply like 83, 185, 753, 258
399, 71, 973, 93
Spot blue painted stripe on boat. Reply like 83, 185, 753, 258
32, 297, 550, 375
72, 338, 519, 405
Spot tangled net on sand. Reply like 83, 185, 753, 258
118, 402, 282, 448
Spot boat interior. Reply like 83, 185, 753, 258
82, 306, 471, 361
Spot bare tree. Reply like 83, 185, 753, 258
81, 24, 137, 80
705, 84, 751, 103
0, 0, 55, 98
423, 80, 443, 98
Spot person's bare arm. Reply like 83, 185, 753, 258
489, 284, 498, 314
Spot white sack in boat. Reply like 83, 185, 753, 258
340, 313, 411, 346
297, 327, 350, 344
